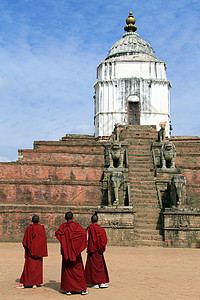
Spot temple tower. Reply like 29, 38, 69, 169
94, 12, 171, 137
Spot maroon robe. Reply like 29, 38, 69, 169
85, 223, 109, 285
55, 220, 87, 292
20, 223, 48, 286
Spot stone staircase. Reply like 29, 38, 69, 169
120, 125, 164, 246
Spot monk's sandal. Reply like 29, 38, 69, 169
81, 290, 88, 295
66, 291, 72, 295
15, 283, 24, 289
100, 283, 108, 288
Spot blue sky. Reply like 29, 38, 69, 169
0, 0, 199, 161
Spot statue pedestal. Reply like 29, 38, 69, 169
96, 206, 136, 246
162, 208, 200, 247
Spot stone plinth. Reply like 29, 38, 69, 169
97, 206, 135, 246
163, 208, 200, 248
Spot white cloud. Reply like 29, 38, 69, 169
0, 155, 11, 162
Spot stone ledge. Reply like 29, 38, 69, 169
163, 228, 200, 231
33, 141, 105, 147
0, 204, 97, 213
157, 168, 181, 174
175, 166, 200, 170
0, 162, 105, 167
170, 136, 200, 141
97, 206, 135, 213
163, 208, 200, 215
19, 149, 104, 154
0, 179, 102, 186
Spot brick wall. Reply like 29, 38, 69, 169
0, 135, 105, 241
171, 136, 200, 208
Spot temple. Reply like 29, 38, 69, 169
0, 12, 199, 247
94, 12, 171, 137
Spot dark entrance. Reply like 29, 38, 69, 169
128, 101, 140, 125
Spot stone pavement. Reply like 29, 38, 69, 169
0, 243, 199, 300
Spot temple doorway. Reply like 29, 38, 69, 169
128, 101, 140, 125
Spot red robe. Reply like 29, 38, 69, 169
55, 220, 87, 292
20, 223, 48, 286
85, 223, 109, 285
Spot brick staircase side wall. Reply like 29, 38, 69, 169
171, 137, 200, 208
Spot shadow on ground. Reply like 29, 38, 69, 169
43, 280, 62, 293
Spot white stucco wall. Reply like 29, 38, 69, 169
94, 33, 171, 138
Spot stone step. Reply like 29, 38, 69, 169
134, 228, 162, 235
133, 206, 160, 211
128, 146, 151, 150
135, 216, 161, 223
129, 153, 152, 157
121, 129, 157, 134
128, 145, 152, 149
120, 125, 157, 131
130, 191, 157, 197
134, 206, 160, 212
135, 216, 161, 222
133, 204, 160, 209
135, 222, 162, 229
129, 155, 152, 160
131, 189, 156, 194
130, 179, 156, 184
129, 165, 154, 169
133, 240, 164, 247
128, 158, 153, 163
135, 210, 161, 215
129, 176, 155, 181
134, 216, 161, 225
131, 187, 156, 193
128, 157, 153, 162
133, 204, 159, 208
134, 233, 163, 241
121, 134, 156, 140
130, 181, 156, 187
128, 151, 152, 155
129, 168, 154, 172
135, 223, 162, 230
131, 194, 158, 200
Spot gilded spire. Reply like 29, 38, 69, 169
124, 11, 137, 33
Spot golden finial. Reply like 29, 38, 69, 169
124, 11, 137, 33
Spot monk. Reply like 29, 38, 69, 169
15, 215, 48, 288
55, 211, 88, 295
85, 214, 109, 288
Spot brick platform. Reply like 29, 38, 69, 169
0, 128, 199, 246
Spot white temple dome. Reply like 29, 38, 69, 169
106, 32, 157, 60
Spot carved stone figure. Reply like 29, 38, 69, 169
170, 175, 186, 207
161, 141, 176, 169
158, 124, 166, 142
113, 123, 120, 142
108, 141, 125, 168
102, 170, 130, 207
110, 172, 124, 206
102, 124, 130, 207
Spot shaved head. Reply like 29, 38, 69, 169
65, 211, 73, 221
32, 215, 39, 223
91, 214, 98, 223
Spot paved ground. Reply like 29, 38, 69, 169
0, 243, 199, 300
